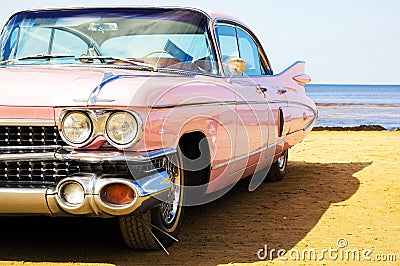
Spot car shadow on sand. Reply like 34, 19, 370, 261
0, 161, 371, 265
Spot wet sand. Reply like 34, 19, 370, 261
0, 131, 398, 265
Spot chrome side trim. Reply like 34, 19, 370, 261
0, 119, 54, 126
287, 101, 317, 111
151, 100, 237, 109
151, 100, 316, 110
0, 148, 176, 163
150, 100, 286, 109
0, 152, 55, 162
286, 101, 318, 132
132, 170, 172, 196
211, 138, 285, 170
54, 148, 176, 163
131, 148, 177, 161
0, 187, 51, 214
304, 112, 319, 132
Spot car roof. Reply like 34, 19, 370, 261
8, 6, 247, 27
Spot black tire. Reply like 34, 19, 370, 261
119, 150, 184, 250
265, 149, 288, 182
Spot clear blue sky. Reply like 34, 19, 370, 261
1, 0, 399, 84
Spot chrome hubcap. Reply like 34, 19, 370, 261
277, 152, 286, 169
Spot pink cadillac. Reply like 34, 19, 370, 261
0, 7, 316, 251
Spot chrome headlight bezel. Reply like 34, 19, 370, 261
58, 109, 142, 149
104, 111, 143, 149
59, 111, 94, 147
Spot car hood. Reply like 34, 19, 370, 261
0, 65, 182, 107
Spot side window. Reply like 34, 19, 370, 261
237, 28, 266, 76
215, 25, 239, 75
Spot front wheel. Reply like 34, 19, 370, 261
119, 152, 184, 250
265, 150, 288, 182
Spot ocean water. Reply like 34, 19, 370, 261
305, 84, 400, 130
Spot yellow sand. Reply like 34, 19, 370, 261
0, 131, 398, 266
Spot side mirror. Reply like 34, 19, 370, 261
228, 57, 246, 75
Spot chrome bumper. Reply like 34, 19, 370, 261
0, 149, 176, 217
0, 148, 176, 162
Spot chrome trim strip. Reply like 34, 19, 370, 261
0, 152, 55, 162
286, 101, 318, 132
304, 112, 319, 132
287, 101, 317, 111
0, 119, 54, 126
54, 148, 176, 163
88, 73, 120, 105
131, 148, 177, 161
151, 100, 237, 109
150, 100, 286, 109
132, 170, 172, 196
152, 100, 318, 109
0, 145, 63, 151
0, 148, 176, 163
211, 139, 285, 170
0, 187, 51, 214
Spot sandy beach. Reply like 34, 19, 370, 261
0, 131, 398, 265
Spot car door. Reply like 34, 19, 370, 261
234, 25, 288, 156
215, 23, 276, 176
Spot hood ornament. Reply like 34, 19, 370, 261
87, 72, 118, 105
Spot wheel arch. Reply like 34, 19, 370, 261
178, 130, 211, 189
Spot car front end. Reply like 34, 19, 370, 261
0, 6, 217, 220
0, 108, 177, 217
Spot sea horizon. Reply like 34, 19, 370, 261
305, 84, 400, 130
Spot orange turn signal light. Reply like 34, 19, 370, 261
101, 183, 135, 205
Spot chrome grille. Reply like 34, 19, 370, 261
0, 126, 65, 147
0, 158, 165, 188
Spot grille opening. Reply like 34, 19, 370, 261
0, 158, 165, 188
0, 125, 167, 188
0, 126, 65, 147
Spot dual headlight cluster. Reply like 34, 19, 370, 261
60, 110, 142, 149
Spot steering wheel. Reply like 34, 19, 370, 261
143, 49, 170, 58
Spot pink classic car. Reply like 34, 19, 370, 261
0, 7, 316, 251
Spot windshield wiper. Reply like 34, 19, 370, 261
0, 54, 158, 72
77, 55, 158, 72
0, 54, 76, 65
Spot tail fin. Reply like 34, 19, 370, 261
268, 61, 311, 88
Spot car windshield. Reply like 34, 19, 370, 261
0, 8, 219, 74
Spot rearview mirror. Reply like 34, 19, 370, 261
88, 22, 118, 32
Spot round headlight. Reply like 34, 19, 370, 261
105, 111, 140, 147
61, 111, 92, 144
